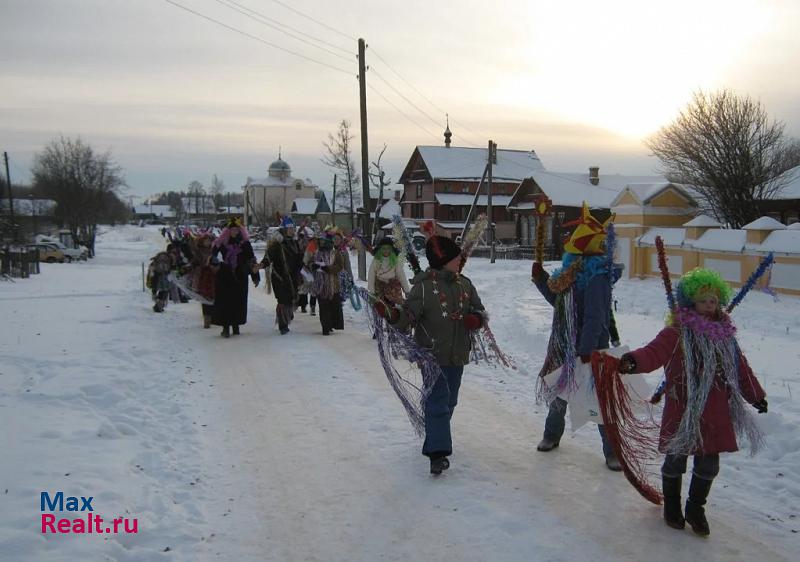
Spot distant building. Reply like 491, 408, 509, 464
243, 153, 319, 226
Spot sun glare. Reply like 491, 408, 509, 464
493, 0, 772, 139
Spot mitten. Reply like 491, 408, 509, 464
531, 261, 544, 281
462, 313, 483, 331
579, 354, 591, 364
752, 398, 768, 414
618, 353, 637, 373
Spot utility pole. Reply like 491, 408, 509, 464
3, 152, 15, 224
331, 174, 337, 226
487, 140, 497, 263
357, 37, 371, 281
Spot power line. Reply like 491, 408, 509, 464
163, 0, 354, 75
367, 84, 440, 141
213, 0, 353, 62
370, 46, 488, 144
263, 0, 357, 42
370, 67, 441, 129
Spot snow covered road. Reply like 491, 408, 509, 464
1, 226, 797, 561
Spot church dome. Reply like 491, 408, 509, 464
269, 156, 291, 175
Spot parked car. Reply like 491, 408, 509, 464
34, 236, 87, 261
28, 243, 66, 263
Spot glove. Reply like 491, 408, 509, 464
752, 398, 768, 414
463, 313, 483, 331
531, 262, 544, 281
579, 354, 591, 364
374, 301, 398, 322
618, 353, 637, 374
252, 272, 261, 287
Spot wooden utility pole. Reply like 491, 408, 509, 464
487, 140, 497, 263
4, 152, 14, 224
331, 174, 337, 225
357, 37, 371, 281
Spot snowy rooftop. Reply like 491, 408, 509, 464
413, 146, 545, 182
771, 165, 800, 200
788, 222, 800, 230
638, 228, 686, 247
435, 193, 513, 207
245, 175, 317, 189
687, 229, 747, 253
683, 214, 722, 227
748, 230, 800, 254
742, 216, 786, 230
133, 204, 175, 217
528, 171, 666, 208
370, 199, 401, 219
291, 198, 319, 215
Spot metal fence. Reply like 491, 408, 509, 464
1, 246, 40, 279
469, 244, 560, 261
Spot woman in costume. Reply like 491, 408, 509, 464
261, 217, 301, 335
211, 219, 260, 338
368, 236, 411, 307
617, 268, 767, 536
188, 232, 217, 328
309, 231, 344, 335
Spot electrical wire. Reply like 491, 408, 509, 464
213, 0, 354, 62
263, 0, 357, 42
163, 0, 354, 75
367, 84, 440, 141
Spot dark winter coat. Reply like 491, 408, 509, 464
211, 238, 257, 326
395, 269, 485, 367
534, 270, 611, 356
263, 238, 301, 306
628, 327, 766, 454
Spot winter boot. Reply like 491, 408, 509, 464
662, 475, 685, 530
153, 301, 163, 313
301, 306, 307, 313
536, 437, 560, 452
310, 306, 316, 316
203, 314, 211, 329
685, 476, 713, 536
605, 453, 623, 472
232, 325, 240, 336
221, 325, 230, 338
430, 455, 448, 475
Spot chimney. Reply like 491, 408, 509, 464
589, 167, 599, 185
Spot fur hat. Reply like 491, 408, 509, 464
426, 235, 461, 269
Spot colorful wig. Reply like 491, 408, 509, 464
675, 267, 733, 308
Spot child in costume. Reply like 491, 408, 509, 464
617, 268, 767, 536
147, 250, 172, 313
188, 232, 217, 328
368, 237, 411, 306
211, 219, 260, 338
376, 232, 486, 475
301, 230, 319, 316
531, 202, 621, 470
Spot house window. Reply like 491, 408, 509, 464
462, 184, 469, 193
295, 181, 303, 190
444, 184, 451, 192
416, 185, 423, 198
448, 207, 455, 220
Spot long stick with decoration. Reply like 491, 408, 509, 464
533, 194, 553, 263
391, 215, 422, 275
726, 252, 776, 312
458, 214, 488, 272
649, 235, 675, 404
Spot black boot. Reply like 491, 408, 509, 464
430, 455, 449, 475
662, 475, 685, 530
536, 437, 560, 452
221, 325, 230, 338
685, 476, 713, 536
232, 325, 240, 335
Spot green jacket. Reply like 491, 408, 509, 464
395, 269, 485, 366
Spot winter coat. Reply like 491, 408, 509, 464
628, 326, 766, 455
310, 249, 344, 299
211, 238, 257, 326
534, 269, 611, 356
263, 238, 301, 306
368, 257, 411, 296
395, 269, 485, 367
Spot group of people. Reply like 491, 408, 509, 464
148, 206, 770, 537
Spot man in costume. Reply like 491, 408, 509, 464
531, 202, 621, 471
261, 217, 302, 335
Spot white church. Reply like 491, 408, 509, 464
242, 153, 320, 226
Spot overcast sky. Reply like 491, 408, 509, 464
2, 0, 799, 200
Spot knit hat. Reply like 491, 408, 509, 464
373, 236, 399, 256
426, 235, 461, 269
675, 267, 733, 308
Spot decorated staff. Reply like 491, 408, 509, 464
533, 193, 552, 264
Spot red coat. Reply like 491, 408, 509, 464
629, 327, 765, 455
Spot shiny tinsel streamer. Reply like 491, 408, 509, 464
726, 252, 775, 313
391, 215, 422, 275
459, 214, 488, 272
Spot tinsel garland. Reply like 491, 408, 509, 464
591, 352, 663, 505
470, 324, 516, 370
459, 214, 489, 272
357, 287, 441, 435
338, 270, 362, 311
391, 215, 422, 275
536, 286, 579, 402
535, 218, 546, 263
672, 308, 736, 341
726, 252, 775, 312
546, 258, 583, 294
605, 223, 617, 278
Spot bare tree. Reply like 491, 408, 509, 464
32, 136, 126, 256
322, 120, 360, 230
646, 90, 800, 227
210, 174, 226, 210
368, 144, 392, 243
